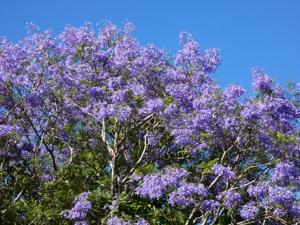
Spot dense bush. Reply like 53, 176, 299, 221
0, 22, 299, 225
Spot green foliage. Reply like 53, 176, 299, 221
272, 132, 297, 144
200, 158, 219, 174
163, 96, 175, 106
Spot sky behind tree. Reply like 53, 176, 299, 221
1, 0, 299, 89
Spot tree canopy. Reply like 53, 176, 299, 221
0, 22, 299, 225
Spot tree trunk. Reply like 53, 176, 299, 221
110, 156, 118, 199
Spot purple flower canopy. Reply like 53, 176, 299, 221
0, 22, 299, 224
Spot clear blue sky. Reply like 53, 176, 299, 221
1, 0, 300, 89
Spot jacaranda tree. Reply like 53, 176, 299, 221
0, 22, 299, 225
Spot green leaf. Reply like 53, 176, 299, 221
163, 96, 175, 106
200, 158, 219, 174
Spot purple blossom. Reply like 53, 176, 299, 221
147, 133, 160, 146
268, 186, 294, 206
201, 200, 220, 211
201, 48, 221, 73
272, 208, 286, 217
241, 102, 265, 120
164, 103, 178, 117
247, 182, 270, 197
107, 217, 149, 225
107, 76, 123, 91
113, 36, 140, 67
61, 192, 92, 224
92, 51, 109, 62
135, 173, 167, 199
168, 183, 208, 206
218, 190, 242, 209
288, 203, 300, 218
134, 218, 150, 225
222, 117, 238, 130
171, 128, 195, 146
190, 142, 208, 154
165, 68, 187, 83
135, 168, 187, 199
179, 31, 193, 44
264, 96, 298, 120
240, 202, 259, 220
212, 163, 236, 181
192, 109, 214, 130
144, 98, 164, 114
166, 83, 195, 103
98, 22, 118, 48
223, 84, 245, 99
271, 162, 298, 185
175, 35, 201, 67
161, 168, 188, 185
26, 92, 44, 107
60, 25, 95, 55
75, 222, 88, 225
238, 178, 250, 188
107, 216, 130, 225
252, 68, 273, 93
0, 125, 15, 137
111, 90, 128, 103
116, 106, 132, 121
90, 87, 103, 98
15, 75, 29, 87
129, 173, 142, 183
129, 83, 146, 97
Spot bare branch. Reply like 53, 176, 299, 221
121, 134, 148, 184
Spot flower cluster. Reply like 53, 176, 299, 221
240, 202, 259, 220
223, 84, 245, 99
252, 68, 273, 93
217, 190, 242, 209
268, 186, 295, 206
61, 192, 92, 225
168, 182, 208, 206
201, 199, 220, 211
271, 162, 299, 185
247, 176, 299, 218
107, 217, 149, 225
135, 168, 188, 199
212, 163, 236, 181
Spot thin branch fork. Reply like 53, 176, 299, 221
21, 109, 58, 171
121, 134, 148, 184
